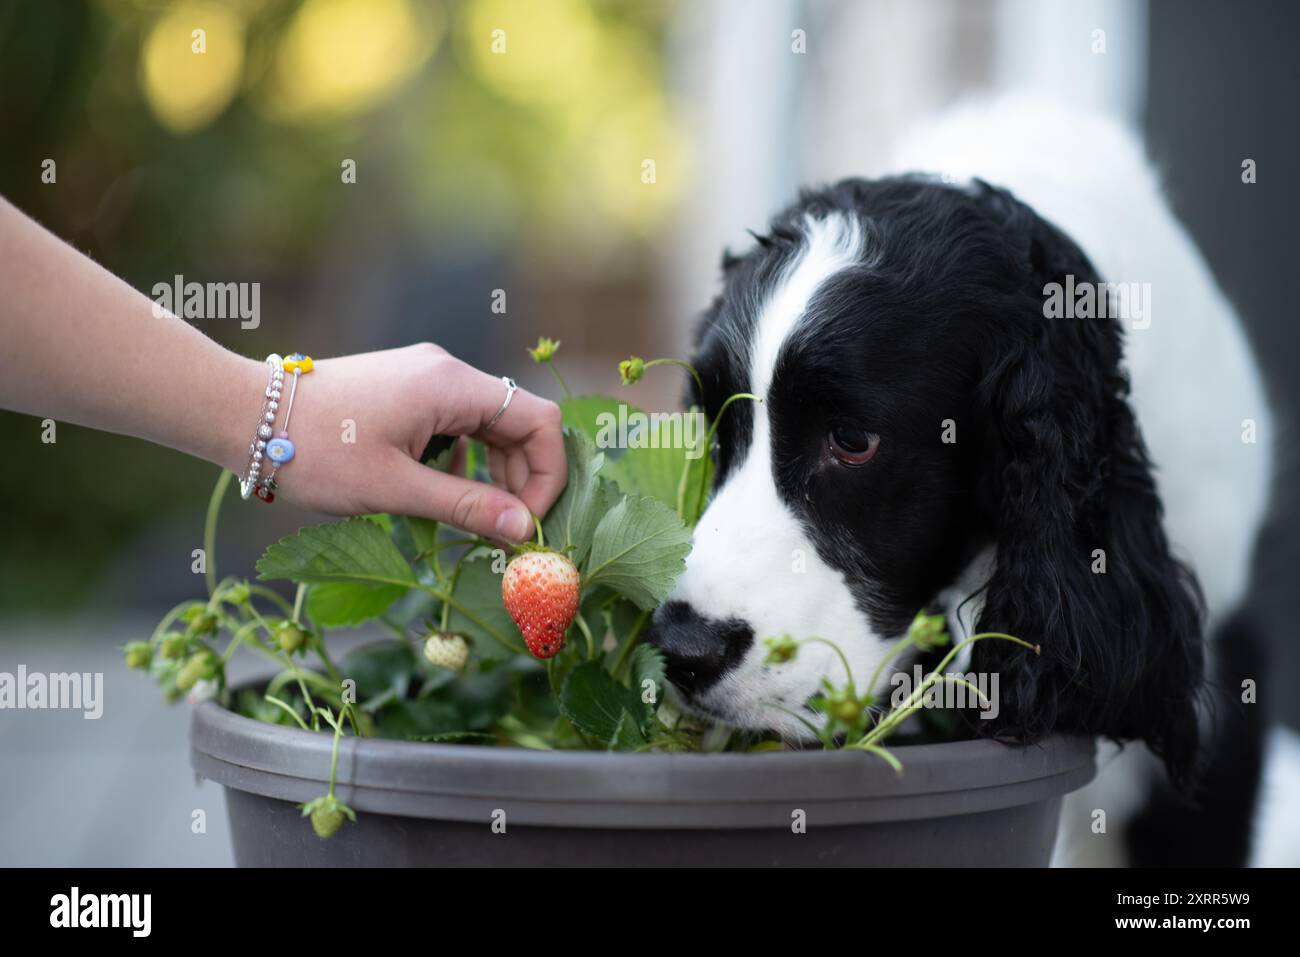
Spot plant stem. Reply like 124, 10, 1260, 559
643, 358, 704, 398
291, 583, 306, 624
545, 361, 571, 400
151, 599, 202, 642
246, 584, 295, 617
264, 694, 311, 731
608, 609, 650, 677
799, 637, 858, 695
694, 393, 760, 518
203, 470, 232, 597
574, 612, 597, 660
863, 633, 918, 703
854, 632, 1038, 748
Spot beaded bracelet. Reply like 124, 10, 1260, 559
239, 354, 284, 500
254, 352, 314, 504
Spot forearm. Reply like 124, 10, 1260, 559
0, 197, 261, 474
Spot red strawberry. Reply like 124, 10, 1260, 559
501, 550, 580, 659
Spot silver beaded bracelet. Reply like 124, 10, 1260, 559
254, 353, 313, 504
239, 354, 284, 500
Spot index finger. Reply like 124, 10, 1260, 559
450, 367, 567, 517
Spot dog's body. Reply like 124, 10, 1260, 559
648, 98, 1276, 866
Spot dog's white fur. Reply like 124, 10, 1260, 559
671, 96, 1286, 864
671, 213, 889, 731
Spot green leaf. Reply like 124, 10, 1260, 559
256, 519, 415, 591
541, 429, 604, 566
585, 495, 693, 611
561, 395, 713, 524
628, 643, 667, 719
441, 665, 513, 729
394, 515, 441, 561
373, 698, 464, 740
306, 580, 406, 627
608, 710, 648, 752
559, 662, 647, 744
446, 556, 522, 658
360, 513, 394, 533
339, 641, 417, 702
420, 437, 456, 471
610, 423, 710, 520
560, 394, 623, 442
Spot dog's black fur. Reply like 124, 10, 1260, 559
689, 176, 1207, 787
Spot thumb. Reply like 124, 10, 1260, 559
387, 456, 535, 543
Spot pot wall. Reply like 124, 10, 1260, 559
192, 698, 1096, 866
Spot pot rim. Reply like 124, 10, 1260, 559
191, 692, 1097, 829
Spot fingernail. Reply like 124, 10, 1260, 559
496, 507, 532, 543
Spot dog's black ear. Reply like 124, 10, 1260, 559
967, 183, 1205, 786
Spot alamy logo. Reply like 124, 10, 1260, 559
50, 887, 151, 937
0, 666, 103, 719
151, 274, 260, 329
595, 406, 706, 460
1042, 274, 1151, 329
890, 665, 1000, 719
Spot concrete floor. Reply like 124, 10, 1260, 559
0, 616, 243, 866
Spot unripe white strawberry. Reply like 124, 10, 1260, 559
423, 632, 469, 671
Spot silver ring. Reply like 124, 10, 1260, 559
486, 376, 517, 430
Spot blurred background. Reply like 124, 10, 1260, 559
0, 0, 1295, 864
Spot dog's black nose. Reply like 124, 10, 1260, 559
645, 601, 753, 696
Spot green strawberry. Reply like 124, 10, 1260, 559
176, 651, 217, 691
276, 622, 308, 654
300, 795, 357, 839
124, 641, 152, 670
160, 632, 188, 660
763, 635, 799, 664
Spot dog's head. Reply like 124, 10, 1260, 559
647, 176, 1205, 782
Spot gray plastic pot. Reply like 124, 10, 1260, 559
191, 698, 1096, 867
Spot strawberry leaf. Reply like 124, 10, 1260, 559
608, 710, 648, 752
541, 429, 604, 565
559, 662, 647, 744
446, 555, 523, 658
628, 643, 667, 717
560, 394, 712, 524
560, 394, 622, 442
256, 519, 415, 599
306, 581, 408, 627
608, 418, 711, 522
584, 495, 692, 611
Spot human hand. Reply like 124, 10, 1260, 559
232, 343, 566, 543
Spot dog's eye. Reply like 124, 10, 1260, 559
828, 426, 880, 466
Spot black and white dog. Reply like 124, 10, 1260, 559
647, 99, 1278, 866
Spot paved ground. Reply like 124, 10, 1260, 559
1, 616, 237, 866
0, 617, 377, 867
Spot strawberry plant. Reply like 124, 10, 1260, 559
126, 340, 1018, 838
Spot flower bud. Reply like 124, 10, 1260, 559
618, 356, 645, 385
527, 337, 560, 363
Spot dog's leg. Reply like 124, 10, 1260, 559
1124, 608, 1267, 867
